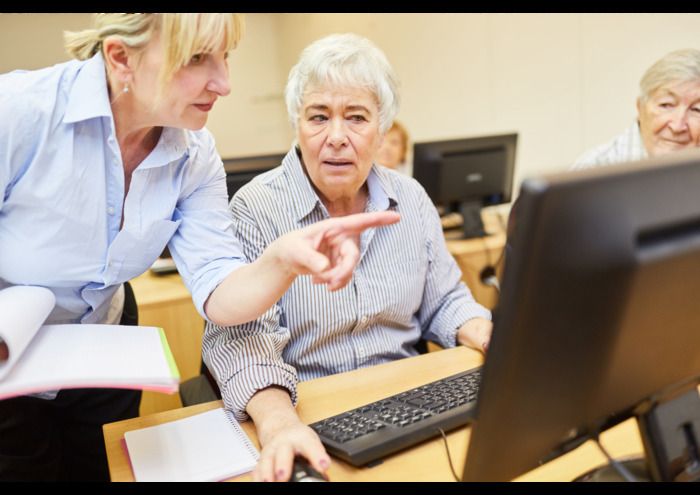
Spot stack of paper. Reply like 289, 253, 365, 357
0, 285, 180, 399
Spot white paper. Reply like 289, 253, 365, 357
0, 324, 178, 399
0, 285, 55, 380
125, 408, 259, 482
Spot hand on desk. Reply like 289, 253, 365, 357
247, 387, 331, 482
457, 317, 493, 353
254, 415, 330, 482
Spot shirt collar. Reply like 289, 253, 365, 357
63, 52, 189, 168
63, 53, 113, 124
282, 147, 398, 223
138, 126, 190, 170
633, 120, 648, 159
366, 164, 399, 211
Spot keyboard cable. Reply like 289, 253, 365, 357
478, 235, 503, 293
438, 427, 461, 481
592, 433, 639, 482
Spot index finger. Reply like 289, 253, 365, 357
308, 211, 400, 238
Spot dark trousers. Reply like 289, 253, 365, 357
0, 282, 142, 481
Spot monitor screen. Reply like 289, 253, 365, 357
463, 149, 700, 481
413, 133, 517, 238
222, 152, 286, 200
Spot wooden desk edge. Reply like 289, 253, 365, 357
104, 345, 645, 482
105, 347, 482, 482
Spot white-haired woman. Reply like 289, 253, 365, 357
202, 33, 493, 482
573, 48, 700, 169
0, 14, 397, 481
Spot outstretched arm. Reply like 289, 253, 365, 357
204, 210, 400, 326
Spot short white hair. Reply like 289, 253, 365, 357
284, 33, 400, 134
639, 48, 700, 102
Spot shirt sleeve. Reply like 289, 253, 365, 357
415, 188, 492, 348
166, 132, 248, 320
571, 145, 612, 170
0, 73, 37, 212
201, 186, 299, 421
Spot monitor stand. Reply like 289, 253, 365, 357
573, 457, 651, 482
575, 388, 700, 482
456, 200, 486, 239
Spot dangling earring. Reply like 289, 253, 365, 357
110, 77, 131, 105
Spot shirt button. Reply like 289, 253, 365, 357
361, 316, 368, 324
107, 206, 115, 215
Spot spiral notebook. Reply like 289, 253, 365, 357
124, 407, 259, 482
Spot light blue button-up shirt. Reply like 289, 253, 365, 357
0, 53, 246, 325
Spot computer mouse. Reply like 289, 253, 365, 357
288, 457, 328, 482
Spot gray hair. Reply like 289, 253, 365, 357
284, 33, 400, 134
639, 48, 700, 102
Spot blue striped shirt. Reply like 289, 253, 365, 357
203, 148, 491, 420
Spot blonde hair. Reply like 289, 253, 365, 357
387, 120, 410, 164
285, 33, 400, 134
64, 13, 244, 95
639, 48, 700, 103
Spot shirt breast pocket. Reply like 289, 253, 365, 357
368, 257, 426, 323
115, 219, 182, 281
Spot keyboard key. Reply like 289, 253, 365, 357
310, 366, 482, 466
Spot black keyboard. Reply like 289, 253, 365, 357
309, 366, 482, 466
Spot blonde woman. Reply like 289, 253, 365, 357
376, 120, 412, 175
0, 14, 397, 480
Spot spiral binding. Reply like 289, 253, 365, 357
224, 409, 260, 461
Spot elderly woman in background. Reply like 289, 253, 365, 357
375, 119, 412, 175
573, 48, 700, 168
203, 33, 493, 482
0, 14, 397, 481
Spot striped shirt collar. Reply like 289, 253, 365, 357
282, 146, 398, 222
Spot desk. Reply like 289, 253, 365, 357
104, 346, 643, 482
445, 209, 506, 311
446, 233, 505, 311
129, 271, 204, 416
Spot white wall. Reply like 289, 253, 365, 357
276, 13, 700, 190
0, 13, 89, 71
2, 13, 700, 191
0, 13, 291, 159
205, 14, 290, 158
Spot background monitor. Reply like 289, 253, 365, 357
222, 152, 286, 200
463, 150, 700, 481
413, 133, 517, 238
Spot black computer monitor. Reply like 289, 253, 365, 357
222, 152, 286, 200
463, 150, 700, 482
413, 133, 517, 238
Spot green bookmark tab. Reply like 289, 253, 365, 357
158, 328, 180, 381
